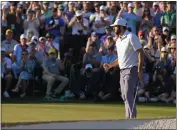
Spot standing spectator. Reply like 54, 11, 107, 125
45, 8, 65, 44
133, 2, 141, 15
68, 10, 89, 35
159, 1, 167, 13
140, 7, 154, 37
118, 3, 141, 34
137, 2, 154, 17
153, 2, 163, 28
24, 10, 40, 38
82, 2, 92, 20
90, 3, 100, 31
108, 6, 118, 24
93, 5, 111, 38
161, 2, 176, 34
1, 48, 13, 98
2, 29, 19, 58
41, 2, 52, 20
42, 48, 69, 100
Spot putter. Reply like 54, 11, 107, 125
132, 79, 140, 114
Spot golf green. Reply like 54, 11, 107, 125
2, 102, 176, 124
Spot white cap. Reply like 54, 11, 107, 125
153, 2, 159, 6
161, 47, 168, 52
110, 18, 127, 27
143, 45, 151, 49
171, 35, 176, 40
163, 27, 169, 32
100, 5, 107, 11
128, 3, 134, 8
39, 37, 46, 41
75, 10, 83, 17
1, 48, 6, 52
68, 2, 75, 5
31, 36, 38, 41
20, 34, 27, 39
85, 64, 93, 70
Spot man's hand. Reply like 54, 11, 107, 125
103, 63, 112, 72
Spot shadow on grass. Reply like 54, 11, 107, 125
1, 97, 176, 108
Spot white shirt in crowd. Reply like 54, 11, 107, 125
116, 30, 142, 69
2, 39, 19, 54
72, 18, 89, 35
1, 57, 12, 74
93, 15, 112, 34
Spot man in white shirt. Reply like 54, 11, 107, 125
2, 29, 19, 57
68, 10, 89, 35
104, 18, 144, 119
1, 48, 13, 98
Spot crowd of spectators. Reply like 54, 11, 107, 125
1, 1, 176, 104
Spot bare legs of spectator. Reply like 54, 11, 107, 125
3, 74, 13, 98
12, 78, 22, 92
20, 80, 29, 98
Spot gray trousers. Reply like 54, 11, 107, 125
120, 66, 138, 119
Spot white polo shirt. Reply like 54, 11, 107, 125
116, 30, 142, 69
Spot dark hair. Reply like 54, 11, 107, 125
142, 7, 152, 19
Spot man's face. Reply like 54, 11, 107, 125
6, 32, 13, 40
53, 10, 58, 17
167, 3, 173, 11
113, 26, 121, 35
128, 7, 134, 12
94, 6, 100, 13
171, 38, 176, 44
153, 28, 159, 35
21, 38, 27, 46
47, 37, 53, 42
10, 5, 16, 12
91, 36, 97, 42
83, 3, 89, 11
40, 39, 46, 45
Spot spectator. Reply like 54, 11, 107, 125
68, 10, 89, 35
140, 7, 154, 37
161, 26, 170, 46
2, 29, 19, 57
93, 5, 111, 38
153, 2, 163, 28
118, 3, 141, 34
133, 2, 141, 15
12, 50, 36, 98
100, 26, 113, 44
1, 48, 13, 98
86, 32, 102, 52
138, 30, 148, 47
108, 6, 118, 24
161, 2, 176, 34
137, 2, 154, 17
45, 8, 65, 44
159, 1, 167, 13
42, 48, 69, 100
41, 2, 52, 20
119, 2, 128, 13
82, 2, 92, 20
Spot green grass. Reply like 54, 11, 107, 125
2, 101, 176, 124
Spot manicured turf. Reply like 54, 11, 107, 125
2, 100, 176, 124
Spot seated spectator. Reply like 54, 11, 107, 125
45, 8, 65, 44
12, 34, 30, 79
11, 50, 36, 98
86, 32, 102, 52
42, 48, 69, 101
152, 2, 163, 28
1, 48, 13, 98
93, 5, 111, 38
161, 26, 170, 46
98, 45, 119, 100
168, 42, 176, 61
2, 29, 19, 58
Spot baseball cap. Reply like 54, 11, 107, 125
20, 34, 27, 39
75, 10, 83, 17
39, 37, 46, 41
48, 48, 56, 54
163, 27, 169, 32
1, 48, 6, 52
161, 47, 168, 52
100, 5, 107, 11
138, 30, 144, 36
85, 64, 93, 70
91, 32, 97, 37
171, 35, 176, 40
128, 3, 134, 8
31, 36, 38, 42
110, 18, 127, 27
153, 2, 159, 6
5, 29, 13, 35
46, 33, 54, 38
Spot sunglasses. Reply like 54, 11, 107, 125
172, 39, 176, 41
164, 29, 169, 32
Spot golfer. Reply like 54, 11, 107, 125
104, 18, 143, 119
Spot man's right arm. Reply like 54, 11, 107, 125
110, 58, 119, 68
